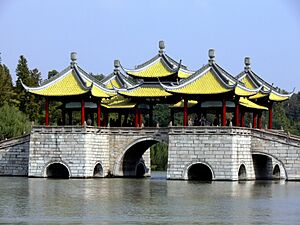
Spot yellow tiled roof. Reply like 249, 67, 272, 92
239, 97, 268, 110
29, 71, 89, 96
127, 58, 175, 78
107, 79, 122, 89
119, 86, 172, 97
102, 99, 135, 109
167, 70, 232, 95
178, 69, 193, 79
241, 76, 258, 89
234, 86, 258, 97
170, 100, 198, 108
91, 85, 114, 98
269, 92, 289, 101
249, 92, 268, 99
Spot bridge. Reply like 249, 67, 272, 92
0, 126, 300, 181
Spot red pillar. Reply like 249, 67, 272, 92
269, 103, 273, 129
253, 112, 257, 128
257, 112, 262, 129
135, 107, 139, 127
45, 97, 49, 126
81, 98, 85, 126
183, 98, 188, 126
139, 110, 143, 127
241, 111, 245, 127
235, 102, 239, 127
97, 100, 101, 127
222, 99, 226, 126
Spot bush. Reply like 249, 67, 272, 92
0, 103, 30, 140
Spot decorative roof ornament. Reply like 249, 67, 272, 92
208, 49, 215, 64
114, 59, 120, 74
159, 40, 165, 55
244, 57, 251, 71
70, 52, 77, 67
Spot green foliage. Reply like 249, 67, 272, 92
48, 70, 58, 79
91, 73, 105, 81
15, 56, 42, 122
150, 142, 168, 171
0, 63, 15, 106
153, 104, 170, 127
0, 103, 30, 140
273, 102, 290, 130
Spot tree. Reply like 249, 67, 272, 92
273, 102, 291, 131
0, 63, 15, 106
15, 55, 42, 122
48, 69, 58, 79
15, 55, 31, 93
0, 103, 30, 140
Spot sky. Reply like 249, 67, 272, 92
0, 0, 299, 91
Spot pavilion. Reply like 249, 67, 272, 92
21, 41, 293, 129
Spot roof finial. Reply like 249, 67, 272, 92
114, 59, 120, 74
159, 40, 165, 54
244, 57, 251, 71
70, 52, 77, 66
208, 49, 215, 64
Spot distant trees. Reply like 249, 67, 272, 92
15, 56, 42, 122
0, 103, 30, 140
0, 63, 15, 106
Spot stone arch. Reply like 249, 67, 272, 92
184, 162, 214, 181
238, 164, 247, 180
113, 136, 166, 177
252, 152, 287, 180
273, 164, 281, 179
93, 162, 103, 178
44, 161, 71, 178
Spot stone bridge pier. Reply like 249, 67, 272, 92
28, 126, 168, 178
167, 127, 300, 181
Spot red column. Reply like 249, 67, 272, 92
135, 107, 139, 127
97, 100, 101, 127
253, 112, 257, 128
257, 112, 262, 129
222, 99, 226, 126
183, 98, 188, 126
241, 111, 245, 127
45, 97, 49, 126
235, 102, 239, 127
269, 103, 273, 129
139, 110, 143, 127
81, 98, 85, 126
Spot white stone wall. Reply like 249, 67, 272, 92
0, 135, 30, 176
251, 130, 300, 180
29, 127, 111, 178
167, 128, 254, 180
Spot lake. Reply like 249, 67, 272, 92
0, 172, 300, 224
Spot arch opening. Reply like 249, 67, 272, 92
273, 164, 281, 179
238, 164, 247, 180
93, 163, 103, 177
46, 163, 69, 179
252, 154, 273, 180
121, 139, 166, 178
136, 162, 146, 177
188, 163, 213, 181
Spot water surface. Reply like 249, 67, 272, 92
0, 172, 300, 224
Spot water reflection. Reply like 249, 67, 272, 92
0, 174, 299, 224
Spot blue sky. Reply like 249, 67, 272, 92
0, 0, 299, 91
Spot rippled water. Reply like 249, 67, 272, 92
0, 172, 300, 224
